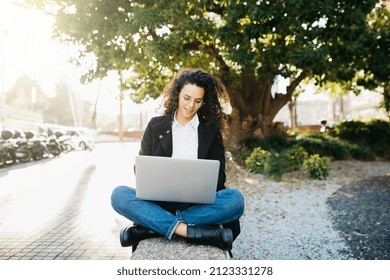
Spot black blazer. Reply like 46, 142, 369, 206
138, 114, 240, 240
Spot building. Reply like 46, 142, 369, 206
274, 90, 387, 129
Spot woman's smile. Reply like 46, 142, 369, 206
176, 84, 205, 125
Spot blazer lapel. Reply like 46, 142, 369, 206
152, 115, 173, 156
198, 121, 217, 159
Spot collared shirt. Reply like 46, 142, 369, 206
171, 113, 199, 159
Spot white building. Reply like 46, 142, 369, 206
274, 90, 387, 128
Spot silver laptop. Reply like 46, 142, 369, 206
135, 155, 220, 204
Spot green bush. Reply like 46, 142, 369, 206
366, 119, 390, 144
258, 133, 292, 152
295, 132, 350, 160
294, 135, 324, 155
239, 119, 389, 181
245, 146, 309, 180
235, 137, 264, 163
237, 146, 253, 162
285, 145, 308, 171
238, 134, 293, 154
348, 143, 375, 161
334, 120, 368, 144
366, 119, 390, 159
245, 147, 271, 174
335, 119, 390, 159
324, 138, 350, 160
303, 154, 330, 180
237, 137, 263, 151
265, 152, 291, 181
236, 134, 294, 163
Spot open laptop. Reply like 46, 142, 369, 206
135, 155, 220, 204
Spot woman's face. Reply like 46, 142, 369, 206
175, 83, 205, 125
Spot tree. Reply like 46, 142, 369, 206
354, 3, 390, 118
6, 75, 49, 112
43, 82, 73, 125
43, 81, 94, 127
45, 81, 93, 127
25, 0, 387, 147
320, 3, 390, 120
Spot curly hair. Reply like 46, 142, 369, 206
161, 68, 230, 136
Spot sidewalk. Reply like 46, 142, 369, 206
0, 142, 136, 260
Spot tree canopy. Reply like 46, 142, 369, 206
6, 75, 93, 126
25, 0, 388, 146
5, 75, 49, 112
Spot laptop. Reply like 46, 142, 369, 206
135, 155, 220, 204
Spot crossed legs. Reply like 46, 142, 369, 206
111, 185, 244, 250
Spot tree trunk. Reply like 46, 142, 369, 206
339, 95, 344, 121
288, 98, 297, 129
223, 72, 306, 150
224, 87, 289, 149
385, 85, 390, 118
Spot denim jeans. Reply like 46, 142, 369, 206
111, 185, 245, 239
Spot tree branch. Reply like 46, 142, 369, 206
183, 41, 230, 81
287, 70, 307, 98
269, 70, 307, 120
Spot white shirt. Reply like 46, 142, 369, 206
171, 114, 199, 159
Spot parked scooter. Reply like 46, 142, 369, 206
39, 127, 62, 157
0, 130, 32, 167
55, 131, 73, 154
44, 135, 62, 156
11, 130, 33, 163
0, 132, 11, 168
24, 131, 47, 160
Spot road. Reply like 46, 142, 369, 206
0, 142, 140, 260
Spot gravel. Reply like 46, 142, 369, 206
327, 175, 390, 260
226, 160, 390, 260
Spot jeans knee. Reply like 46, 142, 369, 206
111, 185, 125, 203
232, 190, 245, 215
218, 189, 245, 217
111, 185, 133, 211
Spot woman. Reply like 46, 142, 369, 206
111, 68, 244, 253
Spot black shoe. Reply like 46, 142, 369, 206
186, 225, 233, 251
120, 225, 161, 247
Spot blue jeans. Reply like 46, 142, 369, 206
111, 185, 245, 239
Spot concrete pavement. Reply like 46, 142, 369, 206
0, 142, 139, 260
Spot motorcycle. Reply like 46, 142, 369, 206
24, 131, 47, 160
0, 138, 10, 168
0, 130, 32, 166
47, 137, 62, 156
39, 127, 62, 157
0, 130, 15, 167
41, 133, 62, 157
55, 131, 73, 154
